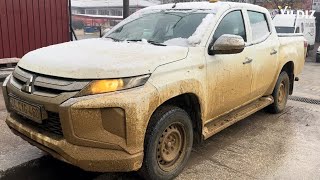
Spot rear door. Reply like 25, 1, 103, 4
245, 10, 279, 99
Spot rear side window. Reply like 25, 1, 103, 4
213, 10, 246, 43
248, 11, 270, 42
275, 26, 295, 33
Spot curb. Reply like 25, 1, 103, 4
0, 58, 19, 82
0, 69, 13, 82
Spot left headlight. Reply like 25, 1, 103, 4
77, 74, 150, 96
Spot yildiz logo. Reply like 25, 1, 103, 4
280, 6, 315, 19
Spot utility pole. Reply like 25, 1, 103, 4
123, 0, 129, 18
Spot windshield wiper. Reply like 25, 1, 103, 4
126, 39, 167, 46
105, 36, 120, 42
148, 40, 167, 46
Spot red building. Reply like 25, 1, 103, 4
0, 0, 70, 59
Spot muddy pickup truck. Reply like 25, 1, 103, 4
2, 2, 306, 179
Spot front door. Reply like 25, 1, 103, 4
205, 10, 253, 121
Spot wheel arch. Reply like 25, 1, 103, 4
147, 93, 203, 144
280, 61, 295, 95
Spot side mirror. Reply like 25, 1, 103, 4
210, 34, 245, 55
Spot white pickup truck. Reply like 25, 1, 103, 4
3, 2, 306, 179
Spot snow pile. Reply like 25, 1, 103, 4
164, 38, 189, 47
19, 38, 189, 79
141, 39, 149, 44
188, 14, 215, 45
163, 13, 215, 47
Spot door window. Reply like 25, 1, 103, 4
213, 10, 246, 43
248, 11, 270, 42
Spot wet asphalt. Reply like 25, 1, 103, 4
1, 100, 320, 180
1, 56, 320, 179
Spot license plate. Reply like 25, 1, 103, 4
9, 96, 43, 123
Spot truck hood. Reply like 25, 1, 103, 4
18, 39, 189, 79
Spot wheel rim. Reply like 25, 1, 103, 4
277, 81, 287, 107
157, 123, 186, 172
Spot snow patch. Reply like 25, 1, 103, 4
164, 38, 189, 47
18, 38, 189, 79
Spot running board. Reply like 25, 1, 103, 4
203, 96, 274, 139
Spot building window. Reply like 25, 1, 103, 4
116, 10, 122, 16
86, 9, 97, 15
99, 9, 109, 15
71, 10, 78, 14
111, 9, 117, 16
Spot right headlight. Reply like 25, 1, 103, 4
77, 74, 150, 96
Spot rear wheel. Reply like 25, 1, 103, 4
316, 54, 320, 63
267, 71, 290, 114
139, 106, 193, 180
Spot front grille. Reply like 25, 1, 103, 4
16, 112, 63, 138
11, 66, 89, 97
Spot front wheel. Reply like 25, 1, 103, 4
139, 106, 193, 180
267, 71, 290, 114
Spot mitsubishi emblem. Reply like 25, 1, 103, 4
21, 76, 34, 94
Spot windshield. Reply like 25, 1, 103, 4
106, 12, 209, 46
275, 26, 295, 33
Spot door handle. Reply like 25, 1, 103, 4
270, 49, 278, 55
243, 57, 253, 65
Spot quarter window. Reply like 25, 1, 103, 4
248, 11, 270, 42
213, 10, 247, 43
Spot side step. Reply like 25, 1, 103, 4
203, 96, 274, 139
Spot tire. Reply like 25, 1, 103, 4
139, 106, 193, 180
316, 55, 320, 63
267, 71, 290, 114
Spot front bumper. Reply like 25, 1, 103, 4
6, 113, 143, 172
3, 74, 160, 172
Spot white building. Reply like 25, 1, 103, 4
313, 0, 320, 12
71, 0, 159, 16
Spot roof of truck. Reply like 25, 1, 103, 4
144, 1, 267, 13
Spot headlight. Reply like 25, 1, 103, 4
77, 74, 150, 96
